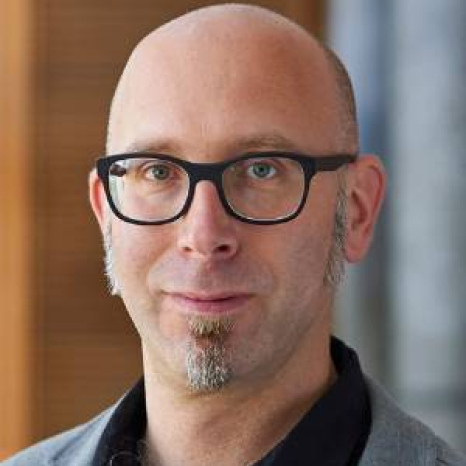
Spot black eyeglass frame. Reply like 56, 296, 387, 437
96, 151, 357, 226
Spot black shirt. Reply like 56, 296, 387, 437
93, 337, 371, 465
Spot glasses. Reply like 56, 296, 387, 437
96, 151, 356, 226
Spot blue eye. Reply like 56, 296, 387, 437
142, 163, 173, 181
247, 162, 277, 179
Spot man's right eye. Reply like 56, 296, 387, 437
143, 163, 172, 181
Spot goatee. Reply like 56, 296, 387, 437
185, 316, 234, 392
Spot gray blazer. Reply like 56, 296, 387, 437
2, 378, 465, 465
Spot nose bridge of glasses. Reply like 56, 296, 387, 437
187, 160, 225, 184
183, 161, 231, 218
187, 161, 226, 200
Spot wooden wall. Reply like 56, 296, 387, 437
0, 0, 324, 459
0, 0, 34, 458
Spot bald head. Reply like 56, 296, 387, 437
107, 4, 358, 155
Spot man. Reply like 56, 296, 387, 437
4, 4, 465, 466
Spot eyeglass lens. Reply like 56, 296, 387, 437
108, 156, 305, 223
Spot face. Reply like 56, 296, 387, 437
92, 26, 351, 393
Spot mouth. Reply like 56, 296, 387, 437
165, 292, 253, 316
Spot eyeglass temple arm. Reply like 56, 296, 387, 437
314, 155, 357, 172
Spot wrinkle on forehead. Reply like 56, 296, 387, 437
107, 4, 355, 154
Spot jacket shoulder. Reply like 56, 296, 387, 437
1, 405, 115, 466
360, 377, 466, 466
435, 435, 466, 466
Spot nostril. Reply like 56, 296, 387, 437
217, 244, 231, 253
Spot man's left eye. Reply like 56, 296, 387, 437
247, 162, 277, 179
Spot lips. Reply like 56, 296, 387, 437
165, 292, 252, 315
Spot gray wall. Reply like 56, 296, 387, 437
328, 0, 466, 451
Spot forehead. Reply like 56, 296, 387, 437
109, 20, 341, 156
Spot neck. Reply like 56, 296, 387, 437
142, 324, 336, 466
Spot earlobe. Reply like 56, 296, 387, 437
344, 155, 386, 263
89, 168, 108, 233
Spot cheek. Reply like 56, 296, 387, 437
111, 222, 185, 342
266, 211, 333, 292
278, 231, 329, 301
266, 219, 334, 327
111, 222, 172, 290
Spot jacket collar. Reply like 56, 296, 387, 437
359, 377, 438, 466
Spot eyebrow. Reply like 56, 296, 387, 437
233, 133, 304, 153
118, 132, 304, 157
120, 139, 183, 155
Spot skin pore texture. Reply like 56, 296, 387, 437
89, 4, 386, 466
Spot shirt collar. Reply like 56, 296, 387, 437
93, 337, 370, 466
93, 379, 146, 465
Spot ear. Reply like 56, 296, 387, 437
89, 168, 108, 234
344, 155, 386, 263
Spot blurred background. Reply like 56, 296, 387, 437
0, 0, 465, 459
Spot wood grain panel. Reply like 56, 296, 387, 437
284, 0, 326, 37
0, 0, 34, 459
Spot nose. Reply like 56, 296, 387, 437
176, 181, 240, 260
